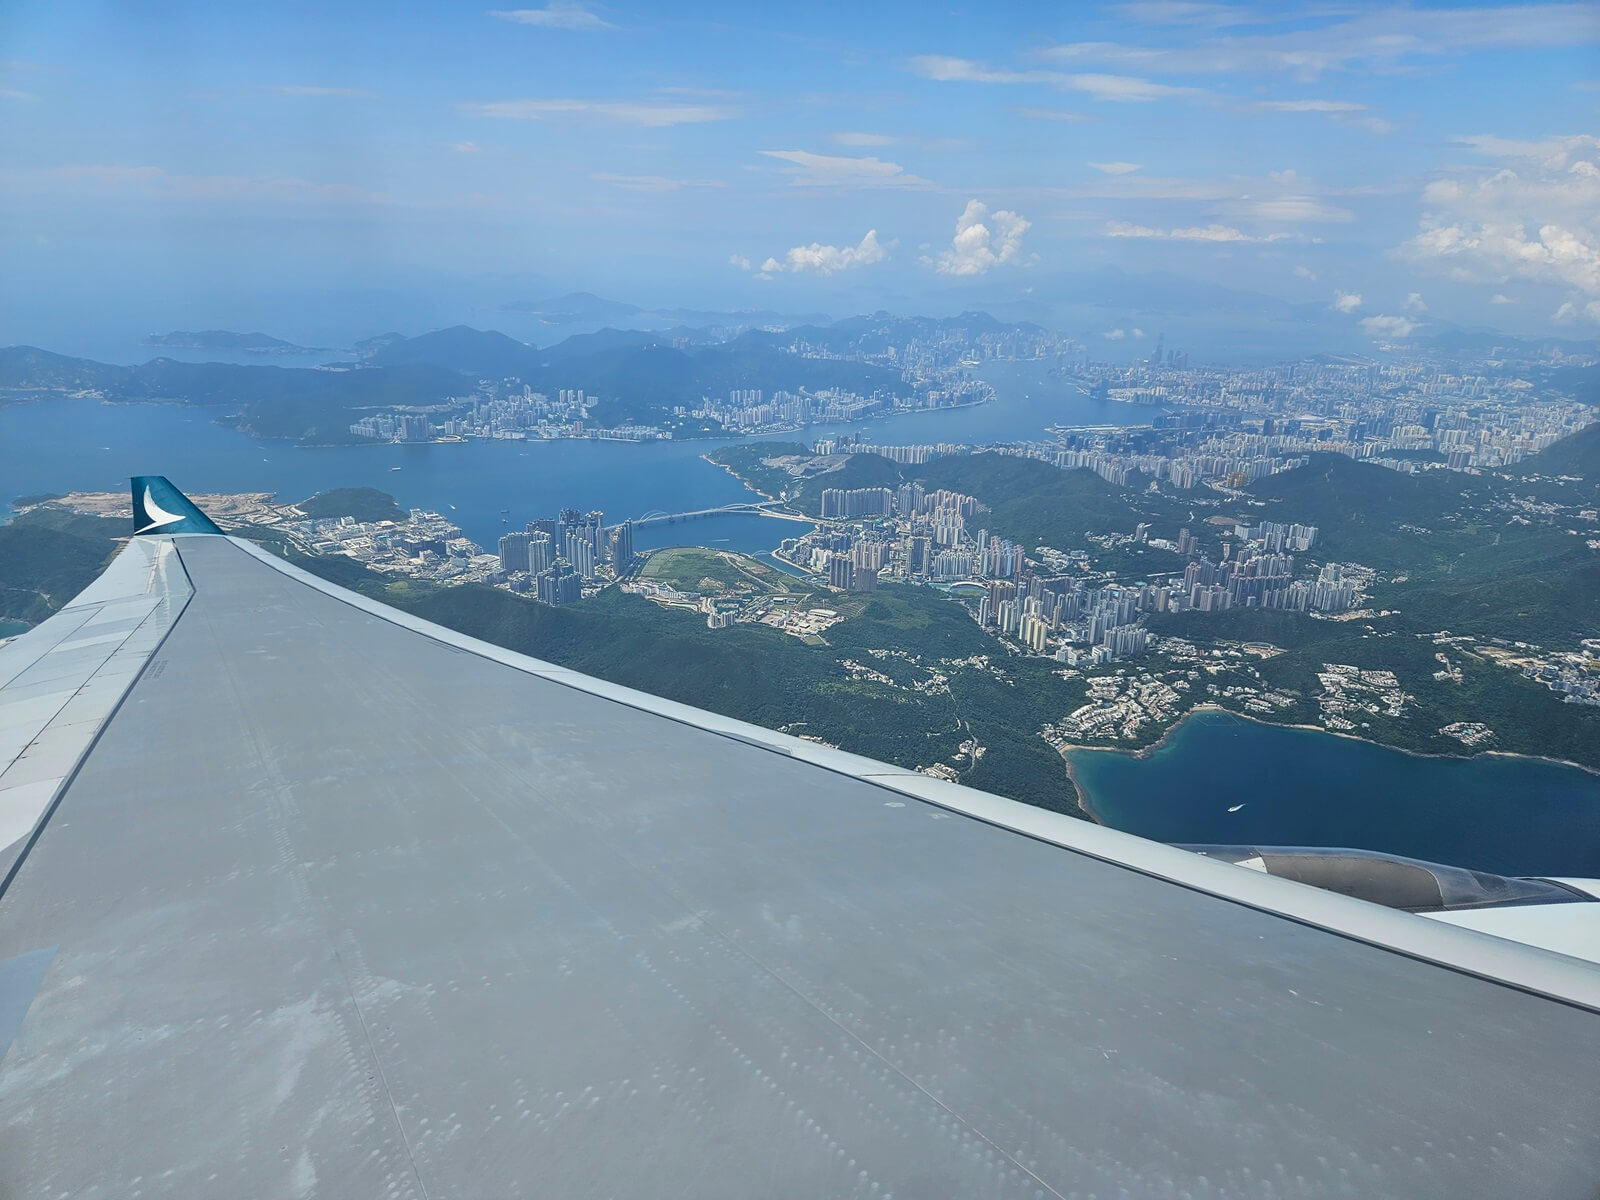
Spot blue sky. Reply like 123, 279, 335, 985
1, 1, 1597, 349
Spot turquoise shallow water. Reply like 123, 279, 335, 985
1070, 708, 1600, 878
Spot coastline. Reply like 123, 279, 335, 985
701, 455, 781, 504
1061, 702, 1600, 820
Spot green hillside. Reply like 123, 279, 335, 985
0, 507, 124, 627
1246, 453, 1495, 571
910, 452, 1186, 550
297, 487, 406, 523
1518, 421, 1600, 483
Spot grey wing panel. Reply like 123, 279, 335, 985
0, 535, 1597, 1199
0, 537, 190, 881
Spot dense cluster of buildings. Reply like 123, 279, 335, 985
348, 413, 437, 441
495, 509, 637, 605
347, 383, 674, 443
1057, 354, 1592, 485
769, 456, 1365, 666
1129, 523, 1364, 616
691, 378, 994, 433
279, 508, 501, 584
1314, 664, 1413, 731
1467, 636, 1600, 709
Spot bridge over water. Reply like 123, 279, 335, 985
633, 501, 814, 528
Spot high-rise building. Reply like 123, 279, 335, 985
563, 531, 597, 580
819, 487, 893, 520
609, 520, 635, 571
528, 532, 553, 575
498, 531, 531, 574
907, 536, 930, 575
582, 511, 605, 557
536, 564, 583, 606
828, 553, 854, 590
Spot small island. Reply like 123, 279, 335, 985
142, 330, 328, 355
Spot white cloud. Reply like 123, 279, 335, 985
1332, 290, 1362, 313
928, 200, 1031, 276
1361, 315, 1417, 337
1554, 299, 1600, 324
832, 131, 898, 146
489, 3, 613, 30
1255, 98, 1392, 133
908, 55, 1056, 85
1117, 1, 1255, 26
1069, 74, 1195, 102
1294, 264, 1317, 280
1016, 106, 1093, 122
1491, 292, 1512, 304
1257, 99, 1366, 113
466, 98, 736, 125
592, 173, 725, 192
760, 230, 888, 276
1032, 6, 1598, 80
450, 141, 482, 153
1089, 161, 1142, 175
1399, 135, 1600, 315
1225, 195, 1355, 222
730, 254, 751, 271
1452, 133, 1600, 164
908, 55, 1197, 102
1102, 327, 1147, 339
274, 85, 374, 98
0, 87, 38, 101
759, 149, 933, 190
1404, 292, 1427, 312
1105, 219, 1291, 243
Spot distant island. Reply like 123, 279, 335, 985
498, 292, 643, 324
142, 330, 329, 355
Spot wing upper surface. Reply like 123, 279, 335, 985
0, 534, 1596, 1198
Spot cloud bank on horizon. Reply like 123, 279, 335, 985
1, 0, 1598, 339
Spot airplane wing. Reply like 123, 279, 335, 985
1, 479, 1598, 1198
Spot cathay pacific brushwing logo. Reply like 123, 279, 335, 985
135, 485, 186, 534
128, 476, 223, 536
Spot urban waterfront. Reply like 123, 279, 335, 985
5, 376, 1598, 862
0, 395, 772, 551
0, 359, 1091, 549
1072, 708, 1600, 877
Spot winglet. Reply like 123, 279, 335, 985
130, 476, 224, 536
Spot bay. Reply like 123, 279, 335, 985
1070, 708, 1600, 878
0, 360, 1104, 553
0, 396, 785, 550
6, 389, 1597, 875
797, 359, 1148, 446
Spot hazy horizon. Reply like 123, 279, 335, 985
3, 1, 1598, 354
